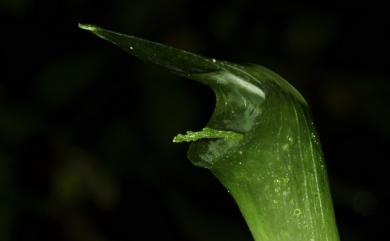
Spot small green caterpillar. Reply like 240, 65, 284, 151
80, 23, 340, 241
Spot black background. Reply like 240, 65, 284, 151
1, 1, 389, 241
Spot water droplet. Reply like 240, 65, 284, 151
282, 144, 289, 150
212, 58, 217, 63
129, 46, 134, 50
293, 209, 302, 216
238, 161, 242, 165
311, 132, 319, 144
239, 151, 243, 155
282, 177, 290, 183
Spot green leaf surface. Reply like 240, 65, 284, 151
79, 23, 340, 241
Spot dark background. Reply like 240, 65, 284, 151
1, 1, 389, 241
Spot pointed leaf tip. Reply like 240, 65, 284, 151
78, 23, 221, 76
78, 23, 99, 31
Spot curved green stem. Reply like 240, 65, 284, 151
79, 23, 340, 241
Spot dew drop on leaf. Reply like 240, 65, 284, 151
293, 209, 302, 216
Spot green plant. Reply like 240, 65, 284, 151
79, 23, 340, 241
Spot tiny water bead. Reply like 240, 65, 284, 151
311, 132, 319, 144
273, 179, 281, 193
293, 209, 302, 216
129, 46, 134, 50
282, 176, 290, 183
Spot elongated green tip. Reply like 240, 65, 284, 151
78, 23, 97, 31
78, 23, 221, 75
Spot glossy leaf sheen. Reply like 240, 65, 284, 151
79, 23, 340, 241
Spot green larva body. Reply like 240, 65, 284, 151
79, 24, 340, 241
